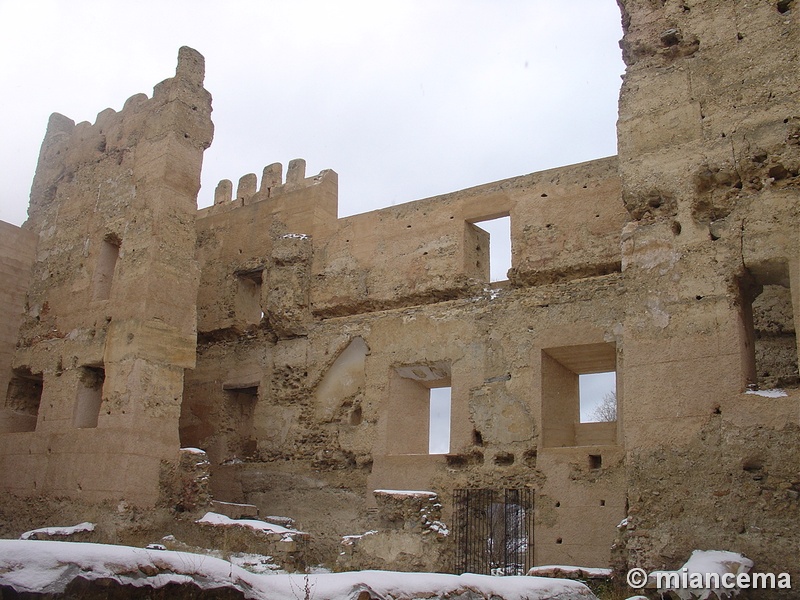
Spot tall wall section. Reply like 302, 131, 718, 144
616, 0, 800, 580
0, 222, 37, 434
0, 47, 213, 506
183, 155, 629, 567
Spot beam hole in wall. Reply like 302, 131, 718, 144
3, 367, 43, 433
494, 452, 515, 466
73, 365, 105, 428
472, 429, 484, 447
589, 454, 602, 469
471, 215, 511, 283
90, 236, 120, 301
349, 405, 362, 426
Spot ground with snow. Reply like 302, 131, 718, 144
0, 539, 597, 599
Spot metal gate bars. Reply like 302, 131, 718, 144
453, 488, 534, 575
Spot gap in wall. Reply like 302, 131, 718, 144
579, 371, 616, 423
473, 216, 511, 283
429, 386, 451, 454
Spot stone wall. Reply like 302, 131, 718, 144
0, 222, 37, 434
615, 0, 800, 584
0, 47, 213, 506
0, 0, 798, 584
180, 154, 628, 567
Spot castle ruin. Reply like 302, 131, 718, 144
0, 0, 798, 584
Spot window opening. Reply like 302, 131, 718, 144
429, 386, 451, 454
73, 365, 105, 428
473, 216, 511, 283
91, 236, 120, 301
389, 361, 451, 455
541, 343, 617, 447
3, 367, 43, 432
739, 263, 798, 390
579, 371, 617, 422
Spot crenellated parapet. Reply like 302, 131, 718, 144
0, 47, 214, 508
29, 48, 213, 228
204, 159, 338, 216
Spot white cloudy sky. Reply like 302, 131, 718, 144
0, 1, 625, 227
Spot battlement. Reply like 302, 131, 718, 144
29, 47, 213, 223
202, 159, 338, 218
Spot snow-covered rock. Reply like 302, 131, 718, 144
196, 511, 307, 543
19, 522, 95, 540
0, 539, 598, 599
528, 565, 612, 580
653, 549, 754, 599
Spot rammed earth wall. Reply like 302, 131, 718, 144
0, 1, 797, 587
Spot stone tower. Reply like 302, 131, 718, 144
0, 47, 213, 506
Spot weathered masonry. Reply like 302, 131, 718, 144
0, 0, 798, 583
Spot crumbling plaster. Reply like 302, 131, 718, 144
0, 0, 797, 583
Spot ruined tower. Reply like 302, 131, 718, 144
0, 47, 213, 506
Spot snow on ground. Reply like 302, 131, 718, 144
373, 489, 438, 497
745, 388, 788, 398
653, 550, 754, 600
196, 512, 307, 542
341, 530, 378, 546
228, 552, 285, 575
0, 539, 597, 599
19, 522, 95, 540
528, 565, 612, 579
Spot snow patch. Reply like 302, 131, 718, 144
20, 522, 95, 540
342, 530, 378, 546
373, 489, 438, 497
654, 549, 754, 600
528, 565, 612, 579
0, 540, 598, 599
745, 388, 787, 398
196, 512, 306, 542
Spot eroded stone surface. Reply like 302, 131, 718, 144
0, 0, 798, 582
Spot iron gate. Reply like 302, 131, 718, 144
453, 488, 534, 575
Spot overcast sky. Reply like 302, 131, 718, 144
0, 1, 625, 227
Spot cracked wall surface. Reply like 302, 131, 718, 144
0, 0, 797, 582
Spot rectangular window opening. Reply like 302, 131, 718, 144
739, 263, 798, 390
73, 365, 105, 428
4, 367, 43, 432
388, 361, 451, 455
473, 216, 511, 283
541, 343, 617, 447
91, 236, 120, 301
428, 386, 451, 454
579, 371, 617, 423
